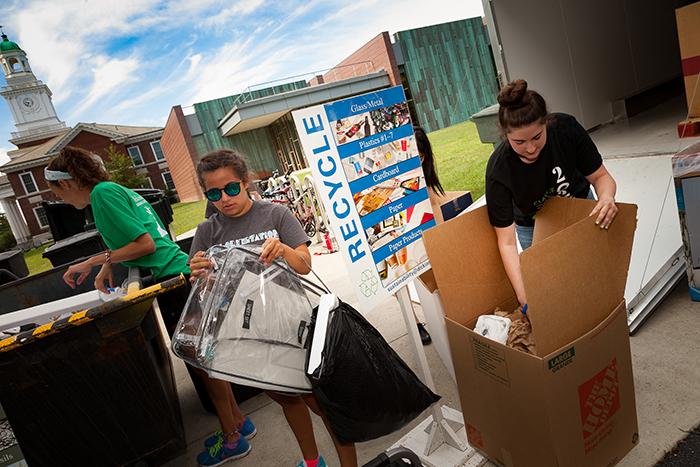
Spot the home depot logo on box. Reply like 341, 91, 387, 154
578, 359, 621, 452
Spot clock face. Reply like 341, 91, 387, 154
19, 95, 40, 114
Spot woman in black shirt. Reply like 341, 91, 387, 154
485, 79, 618, 306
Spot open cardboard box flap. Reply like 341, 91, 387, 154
423, 206, 518, 327
524, 198, 637, 355
423, 197, 637, 356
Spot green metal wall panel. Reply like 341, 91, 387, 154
396, 18, 498, 132
191, 81, 308, 173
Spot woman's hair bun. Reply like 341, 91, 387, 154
497, 79, 528, 108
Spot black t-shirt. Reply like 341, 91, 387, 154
485, 113, 602, 227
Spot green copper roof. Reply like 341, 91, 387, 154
0, 34, 21, 52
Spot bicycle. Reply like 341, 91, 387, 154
263, 182, 318, 238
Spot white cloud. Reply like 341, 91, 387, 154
110, 52, 200, 114
309, 0, 378, 30
70, 55, 140, 118
203, 0, 267, 27
10, 0, 153, 101
185, 38, 293, 104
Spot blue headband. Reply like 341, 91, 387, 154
44, 167, 73, 181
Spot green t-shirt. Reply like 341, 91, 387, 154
91, 182, 189, 279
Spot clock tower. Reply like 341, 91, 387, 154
0, 27, 66, 147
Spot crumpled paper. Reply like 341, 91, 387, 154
494, 306, 537, 355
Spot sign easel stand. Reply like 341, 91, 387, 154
395, 286, 480, 465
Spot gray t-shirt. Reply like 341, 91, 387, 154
189, 201, 310, 257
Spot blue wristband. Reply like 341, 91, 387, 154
522, 303, 528, 315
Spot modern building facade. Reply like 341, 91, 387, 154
395, 18, 499, 132
160, 17, 498, 202
162, 71, 390, 202
0, 31, 173, 246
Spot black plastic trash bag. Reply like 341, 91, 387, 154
307, 300, 440, 443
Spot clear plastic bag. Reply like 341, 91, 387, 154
172, 245, 323, 392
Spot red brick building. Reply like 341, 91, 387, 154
161, 105, 202, 204
2, 123, 172, 242
314, 32, 401, 87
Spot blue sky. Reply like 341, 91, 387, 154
0, 0, 484, 167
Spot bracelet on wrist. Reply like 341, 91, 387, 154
104, 249, 112, 265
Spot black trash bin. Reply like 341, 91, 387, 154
0, 249, 29, 279
133, 189, 174, 234
0, 277, 187, 467
42, 230, 106, 268
41, 201, 89, 242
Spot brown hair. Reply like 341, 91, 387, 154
196, 149, 251, 188
497, 79, 549, 132
46, 146, 110, 188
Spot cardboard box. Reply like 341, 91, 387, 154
420, 190, 473, 292
423, 197, 639, 467
676, 2, 700, 118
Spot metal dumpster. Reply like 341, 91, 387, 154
0, 259, 129, 315
0, 277, 187, 467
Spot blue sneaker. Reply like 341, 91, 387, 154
205, 417, 257, 448
197, 435, 251, 466
295, 455, 327, 467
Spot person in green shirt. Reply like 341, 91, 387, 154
45, 146, 254, 465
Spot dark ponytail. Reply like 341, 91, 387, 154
46, 146, 110, 188
497, 79, 549, 132
414, 126, 445, 196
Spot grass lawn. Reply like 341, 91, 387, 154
23, 243, 52, 276
428, 120, 495, 199
171, 199, 207, 236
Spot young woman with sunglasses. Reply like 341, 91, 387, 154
45, 146, 256, 467
188, 149, 357, 467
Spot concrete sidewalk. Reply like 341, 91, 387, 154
163, 242, 700, 466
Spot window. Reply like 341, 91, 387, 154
33, 206, 49, 229
150, 140, 165, 160
8, 58, 21, 72
20, 172, 38, 194
127, 146, 144, 166
142, 177, 154, 189
161, 171, 176, 190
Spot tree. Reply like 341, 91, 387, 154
0, 212, 17, 252
104, 144, 147, 188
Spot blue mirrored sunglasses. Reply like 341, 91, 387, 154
204, 181, 241, 202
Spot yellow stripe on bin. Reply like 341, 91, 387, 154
69, 310, 92, 324
33, 322, 58, 339
0, 336, 18, 352
123, 274, 186, 302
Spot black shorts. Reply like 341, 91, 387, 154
154, 274, 192, 337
